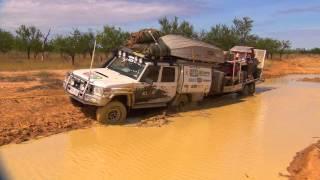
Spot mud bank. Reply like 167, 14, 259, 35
0, 71, 95, 146
263, 55, 320, 78
287, 141, 320, 180
300, 77, 320, 83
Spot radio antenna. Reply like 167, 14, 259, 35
148, 30, 158, 45
88, 39, 97, 82
148, 30, 162, 57
83, 39, 97, 99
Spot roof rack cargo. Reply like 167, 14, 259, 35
157, 35, 224, 64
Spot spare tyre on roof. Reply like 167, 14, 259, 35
157, 35, 225, 63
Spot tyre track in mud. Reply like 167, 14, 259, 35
0, 71, 96, 146
0, 94, 95, 146
0, 94, 66, 100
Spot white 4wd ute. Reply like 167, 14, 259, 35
64, 49, 212, 124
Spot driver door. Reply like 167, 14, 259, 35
134, 65, 170, 104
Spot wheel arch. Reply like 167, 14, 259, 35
111, 94, 132, 108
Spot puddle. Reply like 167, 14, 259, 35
1, 75, 320, 180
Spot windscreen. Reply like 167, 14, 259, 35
108, 56, 145, 79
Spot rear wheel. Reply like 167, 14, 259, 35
239, 84, 249, 96
176, 94, 189, 111
248, 83, 256, 95
96, 101, 127, 124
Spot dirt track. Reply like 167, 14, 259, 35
0, 70, 95, 146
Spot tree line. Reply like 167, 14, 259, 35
0, 25, 129, 65
0, 16, 318, 64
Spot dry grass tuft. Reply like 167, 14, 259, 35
0, 52, 105, 71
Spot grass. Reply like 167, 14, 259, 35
0, 75, 36, 82
0, 52, 105, 71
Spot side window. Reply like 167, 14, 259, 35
161, 67, 175, 82
140, 66, 160, 83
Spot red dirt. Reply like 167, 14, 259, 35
300, 77, 320, 83
263, 55, 320, 78
0, 70, 95, 146
287, 141, 320, 180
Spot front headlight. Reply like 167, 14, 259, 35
79, 83, 85, 91
69, 79, 75, 86
93, 86, 103, 96
92, 86, 111, 96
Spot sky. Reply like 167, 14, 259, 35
0, 0, 319, 48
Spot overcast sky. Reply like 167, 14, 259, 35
0, 0, 319, 48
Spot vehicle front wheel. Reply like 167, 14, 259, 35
96, 101, 127, 124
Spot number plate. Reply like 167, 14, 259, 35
68, 86, 80, 96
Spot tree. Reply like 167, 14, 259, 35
178, 20, 195, 38
51, 29, 82, 65
232, 17, 254, 45
0, 29, 14, 53
41, 29, 51, 61
64, 29, 82, 65
159, 16, 177, 35
196, 29, 207, 41
200, 17, 257, 50
51, 35, 66, 57
97, 26, 129, 55
309, 48, 320, 54
15, 25, 43, 59
158, 16, 196, 38
245, 34, 259, 47
255, 38, 281, 59
79, 31, 95, 58
203, 24, 239, 50
279, 40, 291, 59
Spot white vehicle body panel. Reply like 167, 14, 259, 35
158, 66, 178, 102
72, 68, 137, 88
178, 65, 212, 94
133, 64, 178, 104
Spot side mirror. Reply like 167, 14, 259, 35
144, 78, 153, 85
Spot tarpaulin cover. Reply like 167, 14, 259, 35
159, 35, 224, 63
230, 46, 254, 53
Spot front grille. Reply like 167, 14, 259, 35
68, 75, 95, 94
69, 75, 87, 90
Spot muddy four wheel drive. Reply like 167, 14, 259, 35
63, 34, 266, 124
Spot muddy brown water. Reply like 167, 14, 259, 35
1, 75, 320, 180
